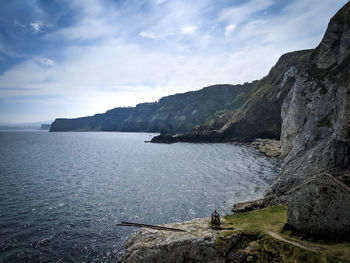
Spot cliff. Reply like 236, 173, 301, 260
220, 49, 313, 141
150, 49, 313, 143
40, 124, 51, 130
265, 2, 350, 203
50, 83, 255, 132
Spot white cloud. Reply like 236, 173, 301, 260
219, 0, 274, 25
13, 20, 26, 29
0, 37, 282, 104
180, 26, 197, 35
139, 31, 162, 40
225, 24, 236, 36
30, 23, 41, 33
1, 0, 348, 122
156, 0, 167, 5
36, 57, 55, 66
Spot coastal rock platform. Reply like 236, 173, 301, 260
119, 218, 246, 263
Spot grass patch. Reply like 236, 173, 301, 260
251, 236, 348, 263
224, 205, 287, 235
219, 205, 350, 262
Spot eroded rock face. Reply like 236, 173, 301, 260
265, 2, 350, 204
119, 218, 248, 263
286, 174, 350, 241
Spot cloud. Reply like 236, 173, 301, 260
139, 31, 163, 40
0, 0, 348, 122
219, 0, 274, 25
0, 37, 20, 58
225, 24, 236, 36
180, 26, 197, 35
30, 22, 41, 33
0, 37, 286, 104
13, 20, 26, 29
232, 0, 344, 52
156, 0, 167, 5
35, 57, 55, 66
44, 0, 119, 41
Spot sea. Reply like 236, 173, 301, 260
0, 131, 281, 262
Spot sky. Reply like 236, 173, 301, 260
0, 0, 347, 123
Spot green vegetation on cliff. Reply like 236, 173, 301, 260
50, 83, 255, 132
216, 206, 350, 263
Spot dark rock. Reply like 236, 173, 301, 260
232, 199, 267, 213
150, 130, 226, 144
286, 173, 350, 241
150, 134, 177, 144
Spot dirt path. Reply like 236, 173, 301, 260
267, 231, 324, 252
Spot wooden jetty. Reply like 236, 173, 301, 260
117, 221, 186, 232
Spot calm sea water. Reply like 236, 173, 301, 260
0, 131, 281, 262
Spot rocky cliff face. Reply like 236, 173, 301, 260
220, 49, 313, 142
50, 84, 255, 133
265, 2, 350, 203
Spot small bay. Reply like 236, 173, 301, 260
0, 131, 281, 262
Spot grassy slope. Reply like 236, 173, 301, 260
217, 206, 350, 263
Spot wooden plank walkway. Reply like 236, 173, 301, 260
117, 221, 186, 232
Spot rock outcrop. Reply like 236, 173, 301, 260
285, 173, 350, 241
150, 130, 225, 143
265, 2, 350, 203
119, 218, 248, 263
251, 139, 281, 159
232, 199, 267, 213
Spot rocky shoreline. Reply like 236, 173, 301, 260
119, 218, 247, 263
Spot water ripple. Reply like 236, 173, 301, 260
0, 131, 281, 262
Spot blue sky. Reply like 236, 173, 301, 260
0, 0, 347, 123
